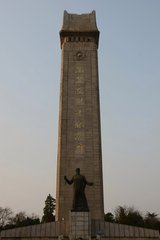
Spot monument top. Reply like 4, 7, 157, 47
60, 10, 99, 47
61, 10, 98, 31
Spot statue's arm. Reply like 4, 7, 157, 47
64, 176, 73, 185
84, 176, 94, 186
87, 181, 94, 186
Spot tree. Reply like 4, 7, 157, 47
0, 207, 13, 229
126, 207, 144, 227
3, 212, 40, 230
13, 211, 27, 225
114, 206, 144, 227
12, 212, 40, 227
114, 206, 127, 224
104, 212, 115, 222
144, 212, 160, 230
41, 194, 56, 223
0, 207, 40, 230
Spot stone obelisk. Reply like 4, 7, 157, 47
56, 11, 104, 222
0, 10, 159, 240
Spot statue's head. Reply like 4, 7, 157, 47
76, 168, 80, 174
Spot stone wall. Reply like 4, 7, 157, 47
0, 221, 159, 240
91, 221, 160, 238
0, 221, 66, 239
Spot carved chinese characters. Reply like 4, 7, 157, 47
74, 61, 85, 156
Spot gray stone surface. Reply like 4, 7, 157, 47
0, 221, 160, 239
60, 11, 99, 48
91, 220, 159, 239
118, 224, 125, 237
114, 223, 120, 237
56, 11, 104, 223
0, 222, 66, 239
69, 211, 91, 239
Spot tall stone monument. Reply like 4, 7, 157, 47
56, 10, 104, 223
0, 10, 159, 240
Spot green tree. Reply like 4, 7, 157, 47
104, 212, 115, 222
114, 206, 144, 227
114, 206, 127, 224
41, 194, 56, 223
126, 207, 144, 227
12, 212, 40, 227
0, 207, 13, 230
144, 212, 160, 230
3, 212, 40, 229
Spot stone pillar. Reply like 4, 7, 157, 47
56, 11, 104, 222
69, 211, 91, 240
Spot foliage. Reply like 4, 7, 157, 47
125, 207, 144, 227
10, 212, 40, 228
0, 208, 40, 230
114, 206, 144, 227
104, 212, 115, 222
41, 194, 56, 223
114, 206, 128, 224
105, 206, 160, 231
0, 207, 13, 229
144, 212, 160, 230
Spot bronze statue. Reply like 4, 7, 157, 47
64, 168, 93, 211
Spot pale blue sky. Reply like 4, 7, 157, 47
0, 0, 160, 217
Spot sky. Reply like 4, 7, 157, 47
0, 0, 160, 218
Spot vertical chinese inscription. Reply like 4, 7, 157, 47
74, 61, 85, 156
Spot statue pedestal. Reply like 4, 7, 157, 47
69, 211, 91, 240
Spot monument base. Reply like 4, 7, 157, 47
0, 220, 160, 240
69, 211, 91, 240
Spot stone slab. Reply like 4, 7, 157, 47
69, 211, 91, 239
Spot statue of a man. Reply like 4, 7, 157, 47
64, 168, 93, 211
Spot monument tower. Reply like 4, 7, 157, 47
56, 11, 104, 222
0, 10, 159, 240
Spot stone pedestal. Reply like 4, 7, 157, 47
69, 211, 91, 240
